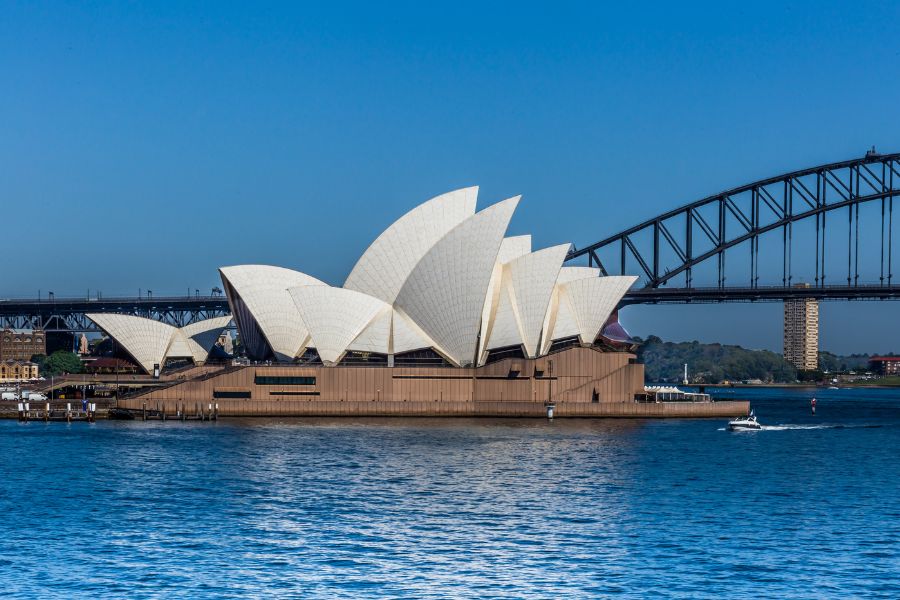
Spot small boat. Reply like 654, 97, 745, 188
728, 412, 761, 431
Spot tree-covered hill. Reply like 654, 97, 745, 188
635, 336, 796, 383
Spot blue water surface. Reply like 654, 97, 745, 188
1, 387, 898, 599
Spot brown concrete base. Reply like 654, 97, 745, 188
120, 398, 750, 418
117, 348, 748, 419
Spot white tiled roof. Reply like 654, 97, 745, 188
85, 314, 231, 373
179, 316, 233, 364
86, 313, 175, 373
208, 190, 634, 368
559, 275, 638, 345
344, 187, 478, 304
288, 286, 390, 365
219, 265, 325, 361
395, 197, 519, 366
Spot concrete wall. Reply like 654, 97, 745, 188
125, 398, 749, 418
117, 346, 743, 417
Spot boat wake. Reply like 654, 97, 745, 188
718, 423, 884, 431
762, 423, 883, 431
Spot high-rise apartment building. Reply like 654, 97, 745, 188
783, 285, 819, 371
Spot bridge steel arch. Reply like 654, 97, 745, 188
567, 151, 900, 303
0, 296, 231, 333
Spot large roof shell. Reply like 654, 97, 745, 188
220, 265, 325, 361
179, 316, 233, 364
346, 306, 392, 355
495, 235, 532, 264
496, 244, 570, 357
390, 308, 442, 355
556, 266, 602, 284
395, 197, 519, 366
86, 314, 231, 373
87, 313, 175, 373
344, 187, 478, 304
557, 275, 637, 345
478, 236, 532, 361
539, 266, 603, 354
288, 286, 389, 365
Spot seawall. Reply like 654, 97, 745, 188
118, 398, 750, 418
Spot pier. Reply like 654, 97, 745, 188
9, 401, 98, 422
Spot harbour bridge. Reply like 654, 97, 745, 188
0, 295, 231, 334
1, 150, 898, 333
567, 149, 900, 305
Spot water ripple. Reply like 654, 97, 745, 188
1, 389, 898, 598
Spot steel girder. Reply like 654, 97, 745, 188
622, 284, 900, 305
567, 151, 900, 299
0, 296, 232, 332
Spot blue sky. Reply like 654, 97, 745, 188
2, 1, 899, 353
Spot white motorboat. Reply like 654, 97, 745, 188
728, 412, 761, 431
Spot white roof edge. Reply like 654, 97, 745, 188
219, 264, 326, 361
86, 313, 177, 374
344, 186, 478, 304
395, 195, 520, 366
288, 285, 390, 366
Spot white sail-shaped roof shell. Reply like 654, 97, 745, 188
86, 314, 232, 373
346, 307, 392, 355
344, 187, 478, 304
220, 265, 325, 362
557, 266, 602, 284
552, 275, 637, 346
87, 313, 176, 374
289, 286, 390, 365
484, 244, 570, 357
478, 236, 532, 361
482, 274, 520, 353
391, 308, 441, 355
496, 235, 532, 264
179, 316, 233, 364
395, 197, 519, 366
165, 332, 193, 361
539, 267, 603, 354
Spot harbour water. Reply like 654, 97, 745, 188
1, 387, 898, 598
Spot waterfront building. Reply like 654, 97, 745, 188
783, 285, 819, 371
0, 328, 46, 361
0, 359, 39, 381
92, 189, 748, 417
868, 356, 900, 376
218, 189, 636, 369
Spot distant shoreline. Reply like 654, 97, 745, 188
686, 383, 900, 389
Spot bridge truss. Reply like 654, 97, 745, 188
3, 152, 900, 333
0, 296, 231, 333
567, 151, 900, 303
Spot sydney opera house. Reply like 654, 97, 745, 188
92, 188, 740, 417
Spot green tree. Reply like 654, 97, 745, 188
43, 351, 84, 376
635, 337, 798, 383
